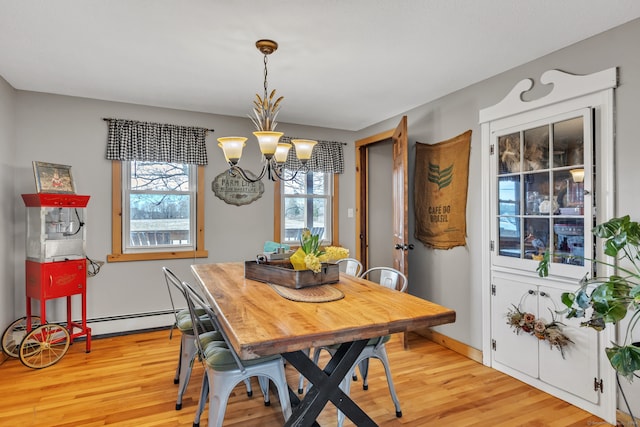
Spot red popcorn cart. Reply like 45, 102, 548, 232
1, 193, 91, 368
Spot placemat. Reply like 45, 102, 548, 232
268, 283, 344, 303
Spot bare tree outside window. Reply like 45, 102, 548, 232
125, 162, 195, 249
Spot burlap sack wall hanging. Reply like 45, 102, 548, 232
414, 130, 471, 249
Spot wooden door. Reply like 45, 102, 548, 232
391, 116, 409, 275
355, 116, 409, 276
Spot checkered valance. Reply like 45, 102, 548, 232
281, 136, 345, 174
105, 118, 209, 165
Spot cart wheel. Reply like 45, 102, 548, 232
19, 323, 70, 369
2, 316, 42, 358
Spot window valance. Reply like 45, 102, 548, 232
105, 118, 210, 165
281, 136, 345, 174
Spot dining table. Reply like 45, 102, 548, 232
190, 262, 456, 427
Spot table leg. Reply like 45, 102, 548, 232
283, 339, 377, 427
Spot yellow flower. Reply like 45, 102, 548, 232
321, 246, 349, 262
304, 253, 322, 273
296, 228, 348, 271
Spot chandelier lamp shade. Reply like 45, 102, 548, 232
217, 39, 318, 182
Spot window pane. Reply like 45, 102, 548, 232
312, 198, 328, 240
553, 218, 584, 266
281, 170, 332, 244
311, 172, 327, 195
498, 176, 520, 216
284, 197, 306, 243
498, 132, 520, 174
131, 162, 190, 191
129, 194, 191, 246
523, 125, 549, 171
524, 172, 548, 215
498, 216, 520, 258
553, 116, 584, 168
283, 172, 306, 195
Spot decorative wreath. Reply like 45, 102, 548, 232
506, 304, 573, 359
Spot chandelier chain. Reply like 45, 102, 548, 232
263, 54, 269, 101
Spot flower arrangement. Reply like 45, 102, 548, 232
290, 228, 349, 273
506, 304, 573, 358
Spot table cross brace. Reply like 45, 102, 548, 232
283, 339, 377, 427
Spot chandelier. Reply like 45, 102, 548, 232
217, 39, 317, 183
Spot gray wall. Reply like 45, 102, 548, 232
356, 15, 640, 348
0, 76, 16, 332
5, 92, 356, 335
354, 17, 640, 412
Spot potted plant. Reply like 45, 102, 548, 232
538, 215, 640, 422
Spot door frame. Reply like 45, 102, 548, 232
355, 116, 408, 274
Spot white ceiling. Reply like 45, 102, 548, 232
1, 1, 639, 131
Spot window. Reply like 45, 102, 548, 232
275, 170, 339, 246
108, 161, 207, 262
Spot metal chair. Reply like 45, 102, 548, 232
297, 257, 363, 393
359, 266, 408, 292
356, 266, 407, 388
184, 280, 292, 427
310, 266, 407, 426
335, 257, 363, 277
162, 267, 247, 410
163, 267, 215, 410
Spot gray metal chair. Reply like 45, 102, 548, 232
184, 280, 292, 427
297, 257, 363, 393
359, 266, 408, 292
335, 257, 364, 277
310, 266, 407, 426
163, 267, 219, 410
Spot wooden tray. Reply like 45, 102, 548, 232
244, 260, 339, 289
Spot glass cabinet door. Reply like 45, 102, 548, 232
493, 109, 592, 277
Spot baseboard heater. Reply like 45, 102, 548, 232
50, 310, 176, 339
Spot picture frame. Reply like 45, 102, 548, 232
32, 161, 76, 194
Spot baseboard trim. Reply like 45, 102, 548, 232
617, 409, 639, 426
415, 328, 483, 364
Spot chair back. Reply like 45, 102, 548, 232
182, 280, 248, 374
163, 266, 214, 334
162, 267, 186, 325
336, 258, 363, 276
360, 266, 408, 292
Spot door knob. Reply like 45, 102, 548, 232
395, 243, 415, 251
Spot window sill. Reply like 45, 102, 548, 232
107, 250, 208, 263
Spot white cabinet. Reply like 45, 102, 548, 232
491, 273, 599, 404
479, 68, 618, 424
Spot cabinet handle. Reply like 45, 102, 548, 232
539, 291, 547, 297
528, 289, 536, 295
49, 275, 53, 286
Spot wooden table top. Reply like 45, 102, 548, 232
191, 262, 456, 359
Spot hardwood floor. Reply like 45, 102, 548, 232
0, 329, 613, 426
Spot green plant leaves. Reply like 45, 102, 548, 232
606, 343, 640, 381
536, 251, 550, 277
537, 215, 640, 379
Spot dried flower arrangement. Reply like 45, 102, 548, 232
506, 304, 574, 359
